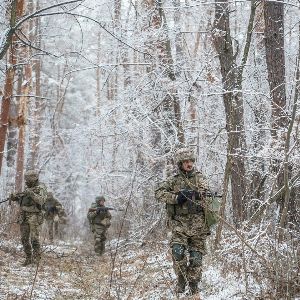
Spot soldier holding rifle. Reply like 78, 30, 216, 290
155, 148, 219, 296
9, 170, 47, 266
87, 196, 112, 256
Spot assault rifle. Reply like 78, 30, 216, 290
88, 207, 124, 213
0, 192, 24, 204
179, 189, 222, 199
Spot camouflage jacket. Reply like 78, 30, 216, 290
155, 169, 208, 217
10, 183, 47, 213
87, 203, 112, 227
44, 193, 64, 219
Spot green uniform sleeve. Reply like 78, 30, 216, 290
155, 178, 178, 205
106, 210, 112, 220
196, 173, 209, 190
87, 210, 97, 221
26, 184, 47, 206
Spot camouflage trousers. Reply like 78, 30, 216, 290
46, 216, 59, 241
93, 224, 108, 255
19, 211, 44, 259
170, 214, 210, 284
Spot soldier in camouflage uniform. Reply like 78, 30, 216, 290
44, 192, 66, 242
87, 196, 112, 256
10, 170, 47, 266
155, 148, 210, 296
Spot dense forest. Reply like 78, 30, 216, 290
0, 0, 299, 299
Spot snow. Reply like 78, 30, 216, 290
0, 233, 266, 300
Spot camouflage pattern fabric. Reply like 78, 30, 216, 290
93, 224, 108, 255
46, 217, 59, 241
19, 211, 44, 261
10, 180, 47, 263
87, 203, 112, 256
170, 214, 209, 283
155, 168, 210, 289
44, 192, 65, 241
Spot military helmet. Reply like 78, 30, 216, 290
95, 195, 105, 202
24, 170, 39, 182
175, 148, 195, 165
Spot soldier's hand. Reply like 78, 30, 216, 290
96, 207, 105, 214
9, 193, 16, 201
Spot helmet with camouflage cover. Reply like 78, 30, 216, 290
175, 147, 195, 166
95, 195, 105, 203
24, 170, 39, 187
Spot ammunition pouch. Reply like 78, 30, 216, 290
187, 201, 203, 214
20, 194, 34, 207
166, 202, 203, 217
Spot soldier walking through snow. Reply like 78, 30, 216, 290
44, 192, 66, 242
87, 196, 111, 256
9, 170, 47, 266
155, 148, 211, 296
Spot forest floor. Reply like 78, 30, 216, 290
0, 227, 249, 300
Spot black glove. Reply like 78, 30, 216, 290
176, 189, 194, 205
96, 207, 107, 214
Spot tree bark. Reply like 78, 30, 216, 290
264, 0, 287, 135
212, 0, 255, 224
0, 0, 25, 174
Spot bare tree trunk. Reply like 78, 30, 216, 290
96, 32, 101, 116
278, 23, 300, 235
15, 8, 32, 191
146, 0, 185, 148
264, 0, 290, 220
248, 2, 268, 211
213, 0, 256, 224
27, 0, 42, 170
264, 0, 287, 135
0, 0, 26, 174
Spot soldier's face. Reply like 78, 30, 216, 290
25, 175, 38, 187
182, 160, 194, 172
98, 200, 105, 206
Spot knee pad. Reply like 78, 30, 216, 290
172, 244, 185, 261
189, 251, 202, 267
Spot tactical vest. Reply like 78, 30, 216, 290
88, 203, 111, 227
20, 194, 35, 207
166, 171, 205, 218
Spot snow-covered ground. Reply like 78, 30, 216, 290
0, 231, 258, 300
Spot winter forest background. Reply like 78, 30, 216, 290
0, 0, 299, 299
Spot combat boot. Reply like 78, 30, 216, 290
176, 275, 186, 294
22, 256, 32, 266
188, 281, 199, 295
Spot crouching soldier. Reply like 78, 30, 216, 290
10, 170, 47, 266
44, 192, 66, 242
155, 148, 210, 296
87, 196, 111, 256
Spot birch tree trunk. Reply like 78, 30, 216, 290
15, 0, 33, 191
27, 0, 42, 170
